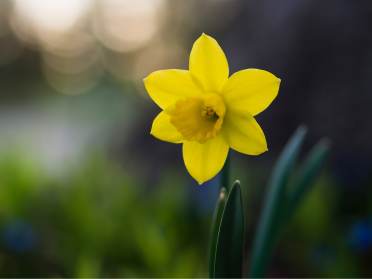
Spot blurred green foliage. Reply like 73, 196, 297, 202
0, 149, 371, 277
0, 151, 209, 277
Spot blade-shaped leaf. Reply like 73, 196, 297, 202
285, 138, 330, 220
249, 126, 307, 277
209, 187, 227, 277
214, 181, 245, 278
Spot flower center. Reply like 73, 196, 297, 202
167, 93, 226, 143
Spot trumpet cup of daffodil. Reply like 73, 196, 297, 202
144, 33, 280, 184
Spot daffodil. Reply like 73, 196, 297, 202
144, 33, 280, 184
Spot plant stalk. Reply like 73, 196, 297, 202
221, 153, 230, 191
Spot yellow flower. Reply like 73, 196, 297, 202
143, 33, 280, 184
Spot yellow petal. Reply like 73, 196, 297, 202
144, 69, 202, 110
150, 111, 183, 143
189, 33, 229, 92
223, 112, 268, 155
223, 69, 280, 116
182, 135, 229, 184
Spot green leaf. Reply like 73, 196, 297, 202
249, 126, 307, 278
209, 187, 227, 277
285, 138, 330, 220
214, 181, 245, 278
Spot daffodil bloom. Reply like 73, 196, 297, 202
144, 33, 280, 184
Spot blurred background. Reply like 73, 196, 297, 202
0, 0, 372, 277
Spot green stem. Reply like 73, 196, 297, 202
221, 153, 230, 190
